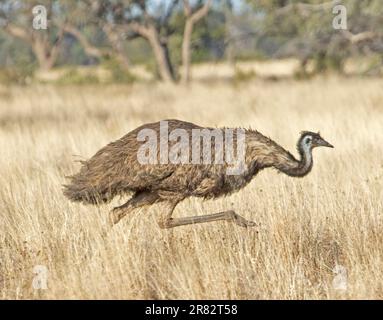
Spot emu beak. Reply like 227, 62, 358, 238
317, 137, 334, 148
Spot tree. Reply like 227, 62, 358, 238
56, 1, 131, 69
90, 0, 180, 82
181, 0, 212, 83
0, 0, 66, 71
124, 0, 179, 82
250, 0, 383, 74
71, 0, 180, 82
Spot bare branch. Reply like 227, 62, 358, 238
62, 23, 106, 58
191, 0, 212, 23
48, 23, 67, 63
276, 0, 342, 16
183, 0, 192, 17
183, 0, 212, 22
342, 30, 376, 44
102, 23, 130, 67
3, 22, 32, 44
124, 21, 151, 39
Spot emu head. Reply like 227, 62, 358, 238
298, 131, 334, 153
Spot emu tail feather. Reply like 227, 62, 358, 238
63, 174, 114, 205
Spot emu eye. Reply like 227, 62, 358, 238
305, 137, 312, 144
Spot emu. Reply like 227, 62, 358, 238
63, 119, 333, 229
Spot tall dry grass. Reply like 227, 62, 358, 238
0, 76, 382, 299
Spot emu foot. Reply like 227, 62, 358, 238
108, 209, 123, 226
228, 210, 257, 228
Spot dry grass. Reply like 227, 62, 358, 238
0, 76, 382, 299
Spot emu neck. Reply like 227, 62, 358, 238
245, 132, 314, 178
282, 145, 313, 177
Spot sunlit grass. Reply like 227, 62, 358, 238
0, 75, 382, 299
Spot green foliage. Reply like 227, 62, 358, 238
249, 0, 383, 75
313, 52, 345, 74
54, 59, 136, 85
233, 67, 257, 83
125, 38, 159, 79
0, 35, 36, 84
193, 10, 226, 61
364, 54, 383, 76
168, 9, 227, 65
125, 38, 153, 65
0, 68, 31, 85
0, 58, 35, 85
293, 67, 313, 80
102, 58, 136, 84
55, 68, 100, 85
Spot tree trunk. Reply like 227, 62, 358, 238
181, 0, 212, 83
181, 19, 193, 83
4, 23, 61, 71
32, 42, 56, 71
103, 24, 130, 69
224, 1, 235, 65
112, 41, 131, 70
147, 28, 175, 83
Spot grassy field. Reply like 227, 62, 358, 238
0, 76, 382, 299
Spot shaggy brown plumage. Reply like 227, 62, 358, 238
64, 119, 333, 228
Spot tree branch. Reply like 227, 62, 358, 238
62, 23, 107, 58
190, 0, 212, 23
342, 30, 376, 44
48, 23, 67, 63
124, 21, 151, 39
3, 22, 32, 44
183, 0, 192, 17
276, 0, 342, 16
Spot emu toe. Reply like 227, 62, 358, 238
109, 210, 123, 226
229, 211, 257, 228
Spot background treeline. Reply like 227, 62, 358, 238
0, 0, 382, 84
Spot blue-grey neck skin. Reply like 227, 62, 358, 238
275, 137, 314, 177
288, 138, 313, 177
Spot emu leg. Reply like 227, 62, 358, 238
158, 202, 257, 229
109, 191, 158, 225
